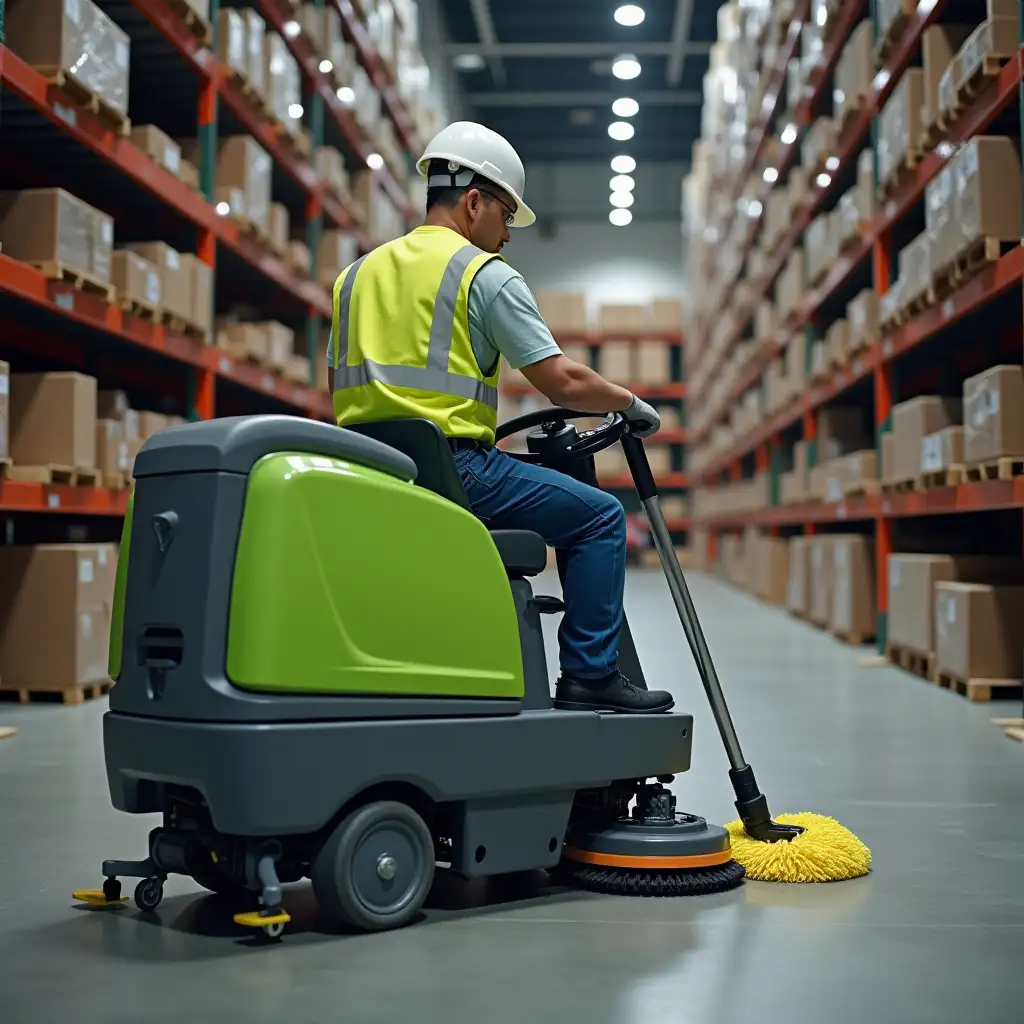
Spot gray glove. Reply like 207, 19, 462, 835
623, 394, 661, 438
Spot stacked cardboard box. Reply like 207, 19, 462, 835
9, 372, 97, 473
216, 136, 273, 238
962, 365, 1024, 464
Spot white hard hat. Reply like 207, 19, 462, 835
417, 121, 536, 228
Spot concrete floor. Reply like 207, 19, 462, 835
1, 570, 1022, 1023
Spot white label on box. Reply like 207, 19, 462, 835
115, 40, 129, 68
47, 493, 60, 508
921, 435, 941, 471
166, 249, 180, 270
118, 442, 130, 470
65, 0, 81, 25
946, 597, 956, 624
55, 292, 74, 311
989, 388, 1000, 415
53, 103, 77, 127
79, 558, 94, 584
891, 563, 900, 587
81, 612, 91, 640
145, 272, 160, 304
164, 145, 180, 172
0, 374, 7, 396
100, 220, 113, 243
98, 548, 108, 567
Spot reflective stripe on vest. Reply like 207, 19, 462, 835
334, 243, 498, 410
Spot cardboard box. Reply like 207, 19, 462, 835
216, 7, 248, 78
817, 406, 871, 461
598, 342, 632, 382
319, 230, 360, 283
223, 323, 269, 362
180, 254, 213, 334
934, 582, 1024, 680
269, 203, 289, 255
179, 159, 199, 192
921, 24, 974, 131
878, 68, 924, 190
10, 372, 96, 469
125, 242, 190, 322
0, 361, 8, 459
921, 425, 963, 472
263, 322, 295, 368
599, 304, 648, 333
847, 289, 878, 353
111, 250, 161, 310
535, 291, 588, 334
0, 188, 96, 279
786, 536, 811, 615
96, 419, 131, 479
808, 535, 834, 625
0, 544, 116, 690
650, 299, 683, 331
129, 125, 182, 176
217, 136, 272, 234
288, 241, 312, 278
889, 553, 1024, 656
956, 19, 1020, 97
241, 8, 267, 97
6, 0, 130, 115
925, 165, 957, 273
752, 536, 789, 604
139, 412, 170, 440
834, 19, 872, 124
963, 364, 1024, 463
881, 430, 894, 482
950, 135, 1022, 264
636, 342, 670, 384
263, 32, 303, 131
830, 535, 875, 639
891, 395, 962, 481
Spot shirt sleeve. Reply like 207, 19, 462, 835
477, 272, 562, 371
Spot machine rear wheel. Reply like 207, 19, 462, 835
311, 800, 435, 933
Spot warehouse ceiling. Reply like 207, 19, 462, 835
435, 0, 725, 163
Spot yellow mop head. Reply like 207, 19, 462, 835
724, 812, 871, 883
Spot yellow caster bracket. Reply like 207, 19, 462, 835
234, 908, 291, 939
73, 880, 127, 908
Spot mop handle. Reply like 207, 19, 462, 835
620, 432, 748, 773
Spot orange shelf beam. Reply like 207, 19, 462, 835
0, 480, 131, 515
604, 472, 689, 490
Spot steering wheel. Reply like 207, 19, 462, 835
494, 408, 629, 464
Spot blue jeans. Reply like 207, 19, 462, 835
452, 445, 627, 679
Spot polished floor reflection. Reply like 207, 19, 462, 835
1, 570, 1021, 1023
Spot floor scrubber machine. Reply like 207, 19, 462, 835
75, 410, 791, 937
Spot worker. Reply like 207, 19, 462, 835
327, 121, 672, 714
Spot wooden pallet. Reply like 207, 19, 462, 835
837, 95, 868, 138
964, 456, 1024, 483
829, 627, 874, 647
878, 147, 922, 200
917, 117, 945, 156
226, 66, 267, 112
0, 681, 112, 706
949, 236, 1018, 290
273, 120, 312, 159
0, 458, 11, 481
29, 261, 116, 304
886, 642, 934, 682
165, 315, 210, 344
167, 0, 214, 43
901, 284, 937, 321
934, 670, 1022, 703
881, 476, 916, 494
873, 9, 911, 66
6, 463, 76, 485
918, 465, 965, 490
956, 51, 1015, 108
843, 479, 881, 498
118, 294, 163, 323
36, 66, 131, 137
992, 717, 1024, 743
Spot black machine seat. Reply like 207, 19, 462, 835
346, 419, 548, 578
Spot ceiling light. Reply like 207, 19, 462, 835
215, 201, 231, 217
337, 86, 355, 104
609, 208, 633, 226
815, 4, 828, 26
608, 121, 635, 141
610, 191, 634, 208
287, 102, 304, 119
763, 166, 778, 183
454, 53, 486, 71
614, 5, 646, 27
612, 97, 639, 118
611, 154, 636, 174
319, 58, 333, 74
747, 200, 763, 218
610, 174, 635, 192
283, 20, 301, 38
825, 155, 839, 171
780, 123, 798, 145
612, 55, 641, 80
366, 153, 384, 170
816, 172, 831, 188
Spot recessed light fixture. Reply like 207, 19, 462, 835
612, 97, 639, 118
609, 208, 633, 226
319, 59, 333, 74
283, 20, 300, 38
816, 172, 831, 188
608, 121, 635, 141
215, 201, 231, 217
612, 55, 641, 80
610, 191, 634, 208
611, 154, 636, 174
763, 166, 778, 183
610, 174, 635, 192
454, 53, 486, 71
337, 86, 355, 104
614, 5, 645, 27
287, 102, 304, 119
367, 153, 384, 170
780, 123, 798, 145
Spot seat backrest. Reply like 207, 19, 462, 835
346, 419, 472, 510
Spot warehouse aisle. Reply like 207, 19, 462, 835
1, 570, 1021, 1024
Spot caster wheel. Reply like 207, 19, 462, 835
311, 800, 434, 933
262, 920, 286, 939
134, 877, 164, 912
102, 878, 122, 902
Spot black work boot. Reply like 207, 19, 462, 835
553, 670, 674, 714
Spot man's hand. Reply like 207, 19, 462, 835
623, 395, 661, 438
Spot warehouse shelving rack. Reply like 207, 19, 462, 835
0, 0, 422, 517
688, 0, 1024, 649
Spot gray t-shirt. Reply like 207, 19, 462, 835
326, 258, 561, 376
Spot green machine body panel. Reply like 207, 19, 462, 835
225, 452, 526, 700
108, 490, 133, 680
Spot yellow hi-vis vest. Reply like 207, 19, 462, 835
332, 225, 505, 445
